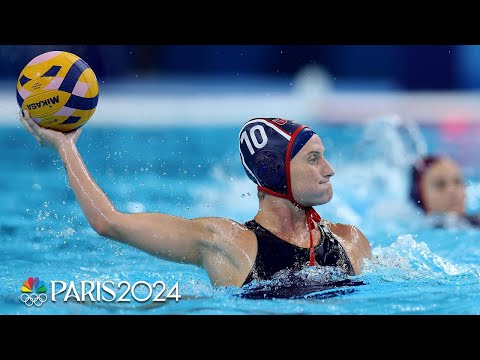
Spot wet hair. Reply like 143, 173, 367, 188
409, 155, 443, 211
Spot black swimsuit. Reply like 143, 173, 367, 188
242, 219, 355, 287
465, 214, 480, 227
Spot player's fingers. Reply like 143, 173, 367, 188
19, 110, 36, 135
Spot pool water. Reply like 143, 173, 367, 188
1, 118, 480, 314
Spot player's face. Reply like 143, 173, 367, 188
420, 158, 466, 214
290, 135, 334, 207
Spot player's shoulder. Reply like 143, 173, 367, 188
322, 220, 367, 243
193, 216, 254, 238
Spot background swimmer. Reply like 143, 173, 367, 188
410, 155, 480, 228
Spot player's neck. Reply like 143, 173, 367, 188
254, 195, 309, 238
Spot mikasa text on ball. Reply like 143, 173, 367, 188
16, 51, 99, 132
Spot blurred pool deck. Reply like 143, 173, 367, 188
4, 76, 480, 127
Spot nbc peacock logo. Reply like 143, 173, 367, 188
20, 277, 48, 307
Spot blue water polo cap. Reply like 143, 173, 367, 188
239, 118, 316, 198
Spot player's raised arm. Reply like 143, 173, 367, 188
19, 110, 216, 266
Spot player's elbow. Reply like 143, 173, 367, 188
90, 215, 117, 237
92, 222, 110, 237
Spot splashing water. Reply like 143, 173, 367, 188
2, 120, 480, 314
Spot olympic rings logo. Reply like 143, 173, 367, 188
20, 293, 48, 307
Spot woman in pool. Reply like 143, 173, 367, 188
19, 111, 372, 288
410, 155, 480, 228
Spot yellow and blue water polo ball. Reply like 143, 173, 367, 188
16, 51, 99, 132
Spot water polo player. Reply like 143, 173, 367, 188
19, 111, 372, 288
410, 155, 480, 228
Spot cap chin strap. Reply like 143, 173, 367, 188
297, 203, 321, 266
258, 185, 321, 266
